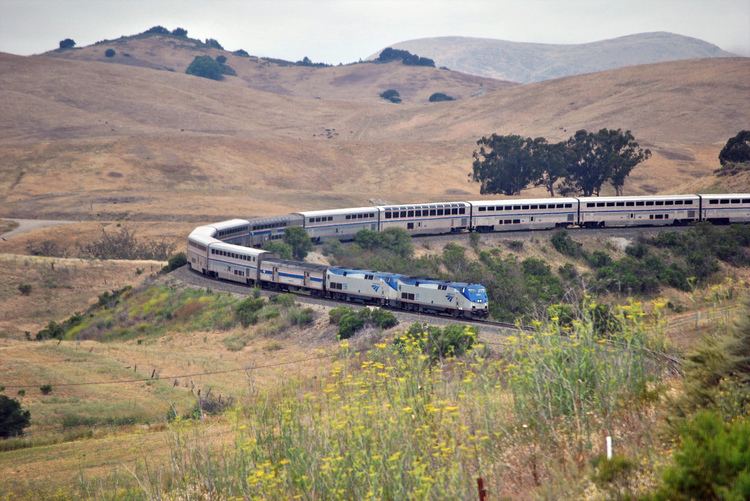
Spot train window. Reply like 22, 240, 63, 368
607, 202, 615, 207
522, 205, 529, 210
536, 204, 544, 209
384, 212, 391, 219
513, 219, 520, 224
452, 208, 458, 215
616, 202, 624, 207
345, 215, 350, 220
665, 214, 669, 218
665, 201, 673, 205
720, 199, 729, 204
459, 208, 466, 214
498, 220, 503, 224
646, 201, 654, 206
329, 216, 333, 221
732, 199, 741, 204
626, 201, 634, 206
655, 201, 664, 206
530, 205, 538, 210
709, 200, 718, 204
636, 201, 644, 206
587, 203, 595, 208
437, 209, 444, 215
407, 210, 414, 217
365, 274, 374, 280
744, 199, 750, 204
400, 211, 407, 217
478, 207, 486, 212
596, 202, 605, 207
674, 200, 683, 205
438, 284, 447, 290
503, 219, 511, 224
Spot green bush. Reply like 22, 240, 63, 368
289, 307, 315, 326
58, 38, 75, 49
551, 230, 585, 258
39, 384, 53, 395
216, 55, 227, 64
163, 252, 187, 273
171, 27, 188, 37
328, 306, 351, 325
270, 293, 296, 307
17, 283, 32, 296
396, 323, 478, 361
379, 89, 401, 104
649, 411, 750, 501
264, 241, 293, 259
428, 92, 455, 102
0, 395, 31, 438
338, 311, 366, 340
104, 48, 116, 57
370, 308, 398, 329
587, 250, 613, 268
186, 55, 225, 81
283, 227, 313, 260
235, 296, 265, 327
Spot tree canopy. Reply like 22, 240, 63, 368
283, 227, 313, 261
0, 395, 31, 438
719, 130, 750, 167
375, 48, 435, 67
185, 55, 225, 81
171, 27, 188, 37
428, 92, 455, 102
58, 38, 75, 49
470, 129, 650, 197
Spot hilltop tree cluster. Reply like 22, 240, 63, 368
716, 130, 750, 176
375, 48, 435, 67
471, 129, 651, 196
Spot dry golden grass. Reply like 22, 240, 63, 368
0, 253, 160, 338
1, 46, 748, 231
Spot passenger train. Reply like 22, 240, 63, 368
188, 193, 750, 318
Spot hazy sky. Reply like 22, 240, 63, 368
2, 0, 749, 62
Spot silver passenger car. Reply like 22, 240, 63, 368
470, 198, 577, 232
700, 194, 750, 223
578, 195, 700, 227
207, 242, 268, 285
378, 202, 470, 235
259, 258, 327, 292
296, 207, 379, 242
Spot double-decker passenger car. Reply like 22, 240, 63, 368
470, 197, 577, 232
207, 219, 250, 245
245, 214, 304, 246
378, 202, 470, 235
700, 194, 750, 224
207, 242, 267, 285
578, 195, 700, 227
296, 207, 379, 242
187, 226, 216, 275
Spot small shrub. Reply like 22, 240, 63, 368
104, 48, 116, 57
270, 293, 296, 307
171, 27, 187, 37
328, 306, 351, 325
370, 308, 398, 329
162, 252, 187, 273
469, 232, 481, 250
235, 297, 265, 327
143, 25, 170, 35
289, 307, 315, 326
504, 239, 524, 251
233, 49, 250, 57
16, 390, 25, 397
379, 89, 401, 104
338, 311, 366, 340
215, 55, 227, 64
428, 92, 455, 102
204, 38, 224, 50
17, 283, 32, 296
590, 454, 636, 497
376, 47, 435, 67
551, 230, 585, 258
26, 239, 66, 257
587, 250, 613, 268
39, 384, 53, 395
264, 241, 293, 259
396, 323, 478, 361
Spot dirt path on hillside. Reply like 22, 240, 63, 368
0, 218, 77, 239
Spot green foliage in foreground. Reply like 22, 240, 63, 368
128, 306, 663, 499
649, 411, 750, 501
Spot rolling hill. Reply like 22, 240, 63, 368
0, 32, 748, 250
377, 32, 736, 82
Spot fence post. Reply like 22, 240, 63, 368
606, 435, 612, 460
477, 477, 488, 501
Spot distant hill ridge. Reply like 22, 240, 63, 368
375, 32, 736, 83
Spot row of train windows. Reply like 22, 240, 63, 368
385, 207, 466, 219
587, 200, 694, 208
189, 243, 207, 252
478, 203, 572, 211
329, 282, 344, 290
401, 292, 416, 301
498, 219, 522, 225
252, 222, 287, 230
232, 269, 245, 277
650, 214, 669, 220
217, 226, 248, 237
345, 213, 376, 220
309, 216, 334, 223
211, 249, 256, 262
708, 199, 750, 205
